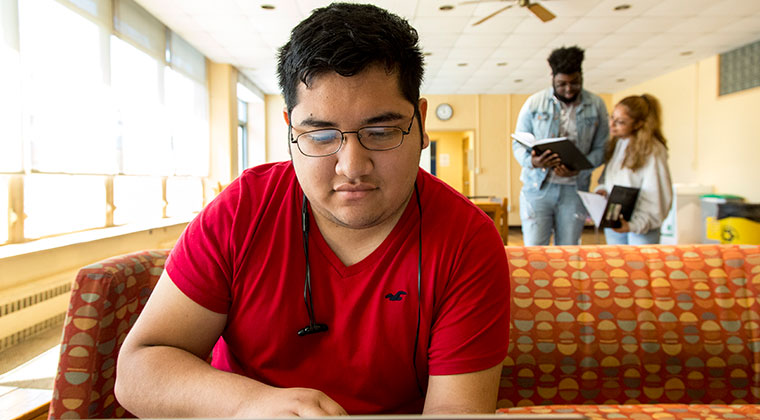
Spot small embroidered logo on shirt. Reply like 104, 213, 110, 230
384, 291, 407, 301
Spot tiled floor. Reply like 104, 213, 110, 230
506, 225, 606, 246
0, 322, 63, 387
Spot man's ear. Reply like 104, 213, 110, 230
283, 107, 290, 125
417, 98, 430, 149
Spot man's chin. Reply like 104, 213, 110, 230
556, 94, 579, 104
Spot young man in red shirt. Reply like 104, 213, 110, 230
116, 3, 510, 417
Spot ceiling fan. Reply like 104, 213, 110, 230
460, 0, 556, 26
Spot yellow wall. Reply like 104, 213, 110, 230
613, 57, 760, 202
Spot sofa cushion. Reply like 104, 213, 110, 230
497, 404, 760, 419
499, 245, 760, 408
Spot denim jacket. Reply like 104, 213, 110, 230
513, 87, 609, 192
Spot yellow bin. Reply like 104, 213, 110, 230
706, 203, 760, 244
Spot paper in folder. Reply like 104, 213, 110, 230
578, 185, 640, 229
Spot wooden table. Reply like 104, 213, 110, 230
471, 198, 508, 244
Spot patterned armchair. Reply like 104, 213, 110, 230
497, 244, 760, 419
48, 250, 169, 419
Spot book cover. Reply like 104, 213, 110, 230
578, 185, 640, 229
511, 132, 593, 171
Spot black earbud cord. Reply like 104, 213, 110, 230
298, 183, 424, 396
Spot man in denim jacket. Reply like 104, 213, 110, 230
513, 46, 609, 245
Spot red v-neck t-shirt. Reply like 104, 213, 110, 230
166, 161, 510, 414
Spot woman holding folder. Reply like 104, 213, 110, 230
595, 94, 673, 245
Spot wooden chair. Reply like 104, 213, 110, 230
470, 196, 509, 244
48, 250, 169, 419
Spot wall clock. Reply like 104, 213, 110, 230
435, 103, 453, 121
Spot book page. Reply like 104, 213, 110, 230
577, 191, 607, 228
511, 132, 537, 148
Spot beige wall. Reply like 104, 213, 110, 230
612, 57, 760, 202
208, 62, 238, 186
265, 95, 290, 163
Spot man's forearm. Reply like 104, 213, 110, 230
115, 345, 267, 418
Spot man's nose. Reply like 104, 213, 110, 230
334, 133, 372, 179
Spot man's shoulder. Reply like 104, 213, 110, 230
580, 89, 607, 107
236, 161, 297, 193
418, 170, 492, 226
526, 87, 554, 104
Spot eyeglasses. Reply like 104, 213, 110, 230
290, 114, 416, 157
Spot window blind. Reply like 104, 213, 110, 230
169, 32, 206, 85
113, 0, 164, 61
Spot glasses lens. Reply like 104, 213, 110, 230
298, 129, 342, 156
358, 127, 403, 150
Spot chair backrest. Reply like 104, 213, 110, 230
499, 244, 760, 408
48, 250, 170, 419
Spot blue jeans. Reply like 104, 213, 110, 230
519, 183, 588, 246
604, 228, 661, 245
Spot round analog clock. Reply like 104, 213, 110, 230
435, 103, 453, 121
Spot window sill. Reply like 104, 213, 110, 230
0, 217, 194, 261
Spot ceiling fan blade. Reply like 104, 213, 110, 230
527, 2, 555, 22
472, 4, 513, 26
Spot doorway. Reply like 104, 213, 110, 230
427, 130, 474, 196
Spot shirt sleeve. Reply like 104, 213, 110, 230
585, 98, 610, 169
165, 179, 242, 314
629, 145, 673, 234
513, 97, 535, 169
427, 220, 511, 376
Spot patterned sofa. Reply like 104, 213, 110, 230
496, 244, 760, 419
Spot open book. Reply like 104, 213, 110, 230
578, 185, 640, 229
511, 132, 593, 171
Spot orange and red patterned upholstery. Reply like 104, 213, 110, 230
497, 244, 760, 419
49, 250, 169, 419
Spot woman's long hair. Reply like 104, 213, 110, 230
606, 94, 667, 171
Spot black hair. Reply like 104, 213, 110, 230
277, 3, 424, 114
547, 45, 585, 75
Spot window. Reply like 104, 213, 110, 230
1, 0, 211, 244
20, 0, 116, 175
113, 176, 164, 225
237, 99, 249, 175
0, 176, 8, 243
236, 79, 266, 169
111, 36, 171, 175
24, 175, 106, 239
166, 177, 203, 218
166, 67, 209, 176
0, 0, 22, 173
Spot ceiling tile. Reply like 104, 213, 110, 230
454, 33, 508, 48
585, 0, 660, 17
616, 16, 676, 33
699, 0, 760, 17
643, 0, 716, 17
412, 16, 470, 33
592, 31, 656, 48
512, 16, 577, 34
419, 33, 460, 49
666, 16, 737, 34
565, 16, 630, 33
500, 33, 557, 48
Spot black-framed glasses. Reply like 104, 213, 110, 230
289, 114, 416, 157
